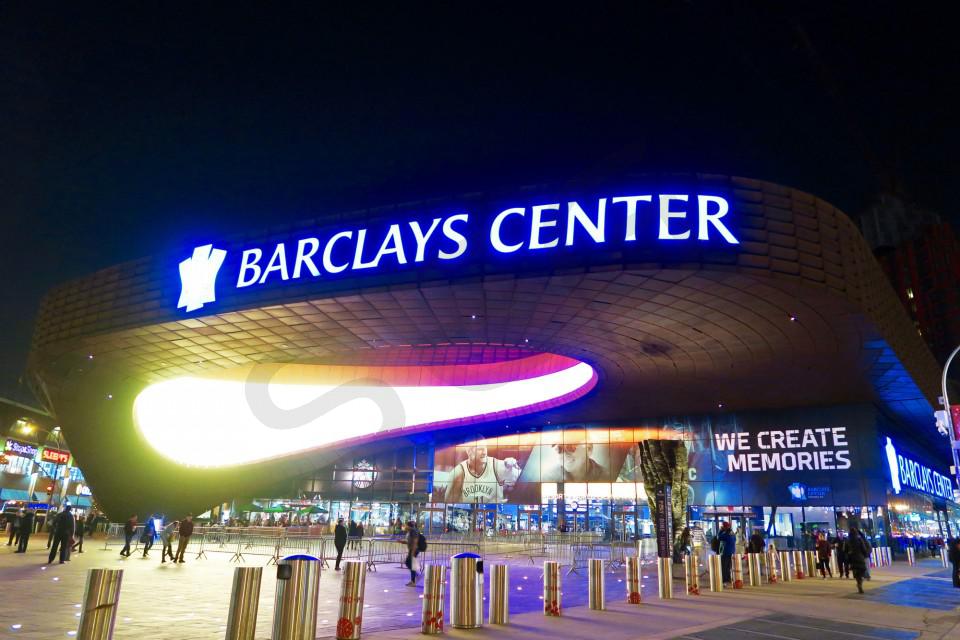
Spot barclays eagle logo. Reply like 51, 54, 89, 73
178, 244, 227, 312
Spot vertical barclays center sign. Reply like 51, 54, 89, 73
177, 191, 740, 313
884, 437, 954, 500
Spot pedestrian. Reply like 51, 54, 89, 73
45, 507, 59, 548
404, 520, 423, 587
120, 514, 138, 556
948, 538, 960, 589
835, 533, 849, 578
334, 517, 347, 571
173, 514, 194, 563
48, 505, 75, 564
748, 528, 766, 554
141, 516, 156, 557
718, 521, 736, 584
843, 526, 871, 594
348, 519, 357, 549
6, 509, 22, 546
816, 532, 833, 578
160, 520, 177, 563
15, 509, 35, 553
357, 521, 365, 540
71, 512, 91, 553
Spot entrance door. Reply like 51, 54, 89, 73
418, 508, 446, 535
519, 508, 541, 533
473, 508, 497, 532
612, 512, 636, 541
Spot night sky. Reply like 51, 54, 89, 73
1, 4, 957, 402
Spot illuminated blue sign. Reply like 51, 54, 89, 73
884, 437, 953, 500
177, 192, 739, 312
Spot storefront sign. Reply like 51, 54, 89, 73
884, 438, 953, 500
177, 192, 739, 312
40, 447, 71, 465
4, 439, 38, 459
713, 427, 851, 472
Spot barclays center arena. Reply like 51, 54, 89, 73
26, 174, 960, 550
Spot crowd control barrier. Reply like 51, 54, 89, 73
625, 556, 641, 604
543, 561, 561, 615
450, 553, 483, 629
77, 568, 123, 640
489, 564, 509, 625
225, 567, 261, 640
588, 559, 606, 610
337, 561, 366, 640
273, 555, 321, 640
421, 565, 446, 635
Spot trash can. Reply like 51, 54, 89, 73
450, 552, 483, 629
273, 554, 321, 640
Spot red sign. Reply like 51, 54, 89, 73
41, 447, 70, 464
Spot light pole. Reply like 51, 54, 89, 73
942, 345, 960, 497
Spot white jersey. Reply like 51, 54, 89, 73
457, 458, 504, 503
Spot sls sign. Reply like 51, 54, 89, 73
177, 192, 739, 312
884, 438, 953, 500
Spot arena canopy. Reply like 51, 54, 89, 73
27, 175, 943, 517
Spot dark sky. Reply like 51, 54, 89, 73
1, 3, 957, 402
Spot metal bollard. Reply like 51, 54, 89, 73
906, 547, 916, 566
336, 560, 367, 640
765, 551, 779, 584
588, 559, 605, 611
779, 551, 793, 582
684, 555, 700, 595
869, 547, 879, 568
941, 547, 949, 568
792, 551, 805, 579
450, 553, 483, 629
488, 564, 509, 625
273, 555, 322, 640
77, 568, 123, 640
805, 551, 817, 578
747, 553, 761, 587
225, 567, 262, 640
625, 556, 642, 604
708, 555, 723, 592
421, 564, 446, 634
543, 560, 561, 615
884, 547, 892, 567
657, 557, 673, 599
830, 548, 839, 577
732, 554, 745, 588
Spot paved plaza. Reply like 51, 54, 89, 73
0, 539, 958, 639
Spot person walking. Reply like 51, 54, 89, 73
718, 521, 737, 585
404, 520, 423, 587
120, 514, 138, 557
816, 532, 833, 578
843, 526, 871, 594
948, 538, 960, 589
334, 517, 347, 571
15, 509, 35, 553
141, 516, 156, 557
47, 505, 75, 564
835, 533, 849, 578
6, 509, 22, 547
173, 514, 194, 563
71, 512, 91, 553
45, 507, 59, 549
357, 521, 365, 541
160, 520, 177, 563
348, 519, 358, 549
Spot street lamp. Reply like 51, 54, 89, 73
941, 345, 960, 496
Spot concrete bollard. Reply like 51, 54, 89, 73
225, 566, 262, 640
488, 564, 509, 625
747, 553, 762, 587
708, 555, 723, 592
779, 551, 793, 582
657, 557, 673, 599
588, 559, 606, 611
421, 564, 446, 634
77, 568, 123, 640
274, 555, 322, 640
684, 554, 700, 595
543, 561, 561, 616
732, 554, 745, 589
625, 556, 642, 604
336, 560, 366, 640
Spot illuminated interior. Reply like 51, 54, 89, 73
133, 352, 596, 467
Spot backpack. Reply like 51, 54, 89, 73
710, 536, 720, 553
417, 533, 427, 552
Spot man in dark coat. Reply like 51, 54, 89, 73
717, 521, 737, 584
6, 509, 22, 546
120, 514, 138, 557
47, 505, 75, 564
334, 518, 347, 570
843, 526, 871, 594
173, 514, 194, 563
948, 537, 960, 588
15, 509, 35, 553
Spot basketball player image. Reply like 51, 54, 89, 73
447, 443, 522, 503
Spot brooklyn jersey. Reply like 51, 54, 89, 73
457, 459, 504, 502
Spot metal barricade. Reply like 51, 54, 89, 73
489, 564, 509, 625
336, 561, 366, 640
626, 556, 641, 604
77, 568, 123, 640
225, 567, 262, 640
421, 564, 446, 634
233, 535, 281, 564
588, 559, 605, 610
543, 560, 561, 615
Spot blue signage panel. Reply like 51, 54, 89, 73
884, 437, 954, 500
